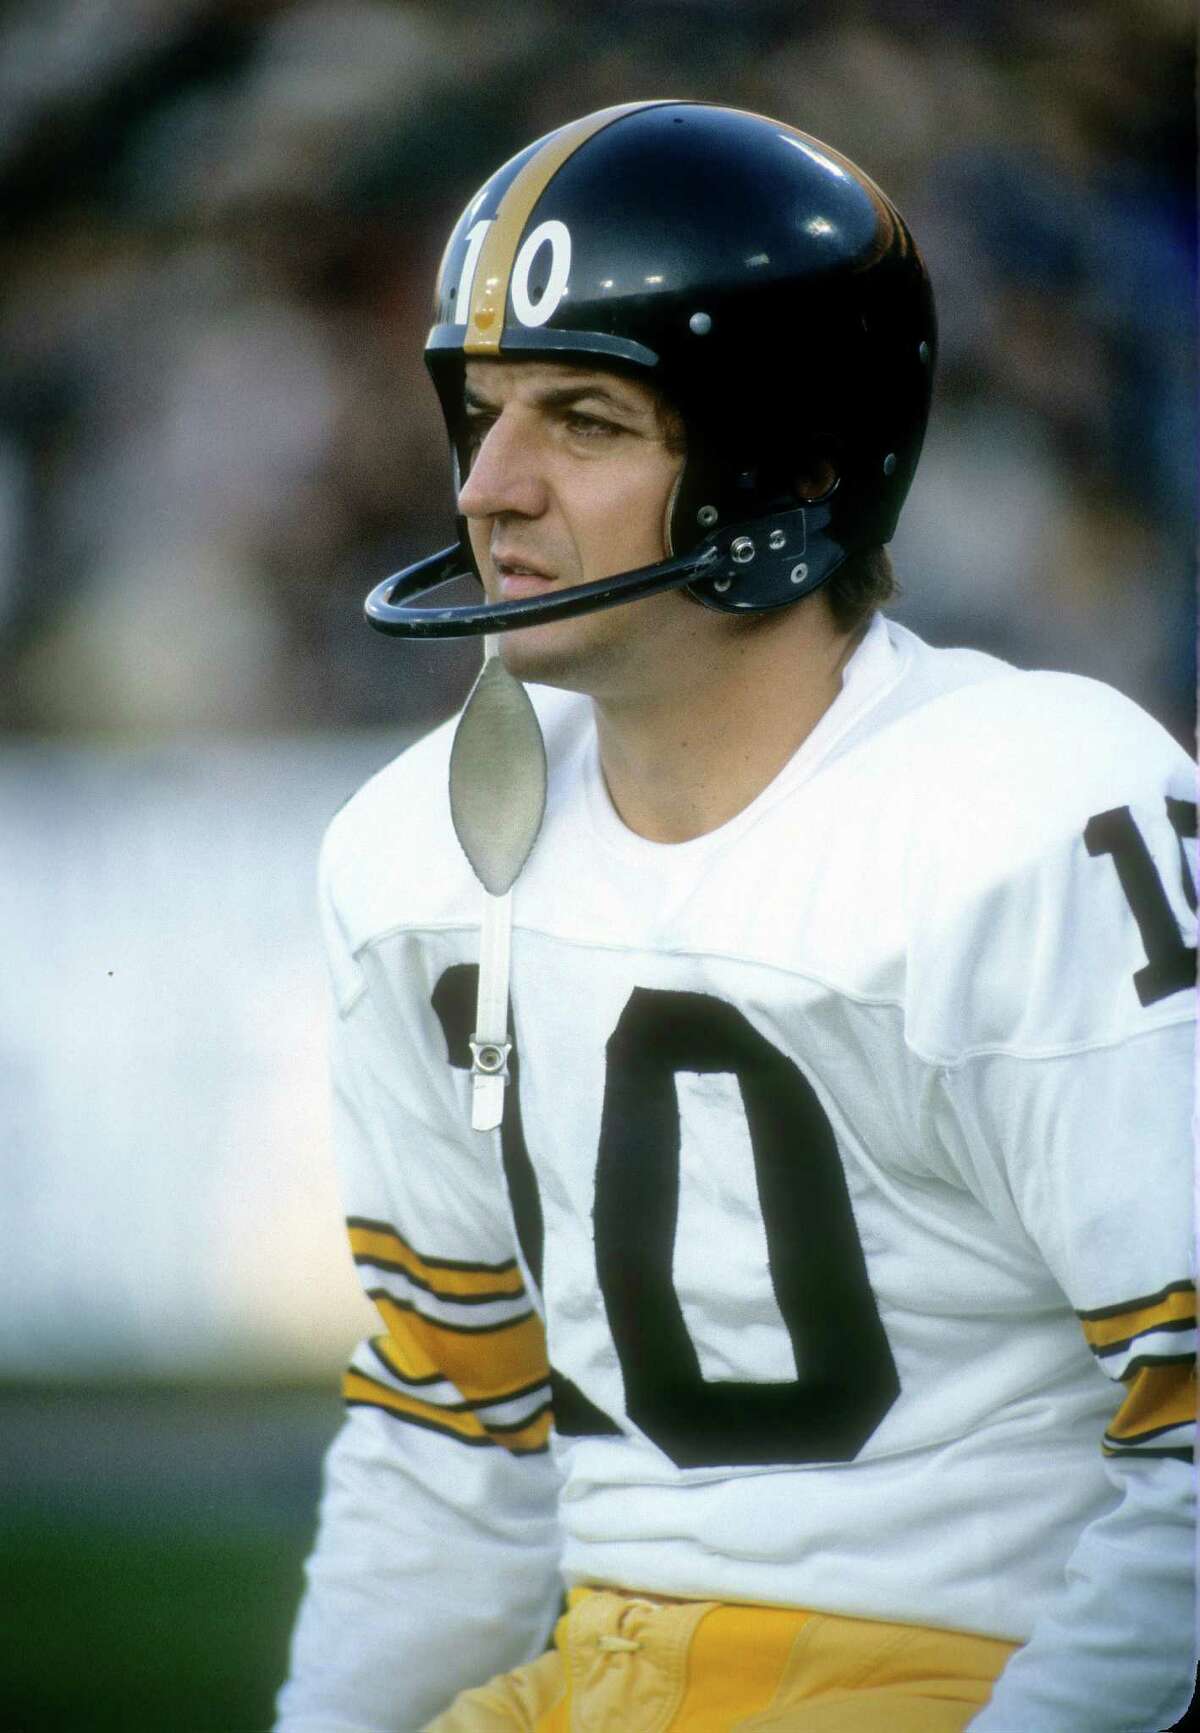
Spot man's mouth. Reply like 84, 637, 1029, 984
492, 554, 557, 598
494, 553, 554, 579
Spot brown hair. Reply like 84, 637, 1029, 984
654, 397, 687, 456
825, 545, 898, 631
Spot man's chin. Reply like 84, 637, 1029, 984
493, 612, 612, 693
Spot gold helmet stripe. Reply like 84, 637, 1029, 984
464, 100, 666, 355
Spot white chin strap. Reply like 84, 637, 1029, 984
447, 635, 547, 1130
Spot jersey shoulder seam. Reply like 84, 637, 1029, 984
335, 922, 1194, 1061
934, 1011, 1195, 1072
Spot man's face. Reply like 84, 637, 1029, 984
457, 358, 686, 692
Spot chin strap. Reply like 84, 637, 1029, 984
470, 878, 512, 1132
366, 540, 719, 637
364, 500, 843, 638
447, 637, 548, 1130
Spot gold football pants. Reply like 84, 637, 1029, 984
423, 1588, 1019, 1732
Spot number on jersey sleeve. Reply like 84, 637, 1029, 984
1084, 801, 1197, 1007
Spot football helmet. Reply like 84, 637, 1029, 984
366, 99, 936, 637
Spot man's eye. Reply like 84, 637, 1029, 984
564, 411, 617, 439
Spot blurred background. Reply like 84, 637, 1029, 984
0, 1, 1193, 1728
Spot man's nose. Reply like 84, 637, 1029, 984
457, 411, 547, 521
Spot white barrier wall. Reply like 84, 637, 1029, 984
0, 731, 421, 1378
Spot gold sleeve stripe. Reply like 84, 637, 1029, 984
347, 1220, 525, 1301
346, 1369, 483, 1436
366, 1334, 443, 1387
344, 1369, 552, 1455
367, 1333, 548, 1408
1103, 1361, 1196, 1449
464, 101, 663, 354
371, 1291, 549, 1403
1077, 1281, 1195, 1353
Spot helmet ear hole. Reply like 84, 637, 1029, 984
795, 459, 838, 504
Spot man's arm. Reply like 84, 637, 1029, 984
939, 1027, 1195, 1733
925, 777, 1196, 1733
276, 845, 563, 1732
278, 1400, 562, 1732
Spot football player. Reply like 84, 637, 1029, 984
276, 103, 1196, 1732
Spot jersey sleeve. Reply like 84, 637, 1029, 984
275, 841, 563, 1732
923, 772, 1196, 1732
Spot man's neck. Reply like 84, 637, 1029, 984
592, 602, 867, 844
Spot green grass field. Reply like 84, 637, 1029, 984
0, 1384, 341, 1733
1, 1511, 308, 1731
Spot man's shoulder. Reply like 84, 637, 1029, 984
318, 714, 466, 955
324, 710, 455, 846
852, 635, 1197, 1057
824, 631, 1196, 970
877, 627, 1192, 838
318, 683, 593, 954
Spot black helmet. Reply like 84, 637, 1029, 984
367, 99, 936, 637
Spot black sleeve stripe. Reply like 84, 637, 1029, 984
471, 1375, 551, 1409
483, 1400, 554, 1435
1116, 1350, 1197, 1376
1104, 1444, 1193, 1463
365, 1287, 536, 1336
1091, 1322, 1195, 1358
353, 1251, 526, 1305
346, 1215, 519, 1276
1076, 1279, 1195, 1323
359, 1354, 550, 1413
352, 1366, 474, 1413
345, 1397, 550, 1455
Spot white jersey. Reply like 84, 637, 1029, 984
278, 617, 1196, 1733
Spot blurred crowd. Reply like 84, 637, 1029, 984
0, 0, 1193, 740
